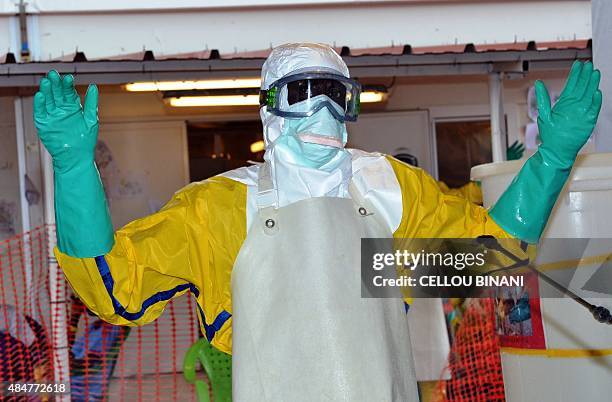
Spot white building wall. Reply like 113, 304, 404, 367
2, 1, 591, 61
385, 74, 567, 144
0, 16, 15, 56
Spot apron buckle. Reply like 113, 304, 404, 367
260, 208, 279, 235
358, 206, 371, 216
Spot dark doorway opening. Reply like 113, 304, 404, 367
435, 120, 493, 188
187, 120, 264, 181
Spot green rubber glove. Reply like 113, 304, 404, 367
506, 140, 525, 161
490, 61, 602, 243
34, 70, 114, 257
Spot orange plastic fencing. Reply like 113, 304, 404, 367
1, 226, 202, 401
436, 298, 506, 402
1, 226, 55, 393
3, 226, 507, 402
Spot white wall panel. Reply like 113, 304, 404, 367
0, 16, 16, 56
25, 1, 590, 61
347, 110, 432, 172
97, 120, 189, 228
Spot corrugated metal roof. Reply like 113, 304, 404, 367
1, 39, 591, 64
345, 39, 591, 56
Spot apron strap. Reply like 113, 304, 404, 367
257, 162, 278, 211
348, 180, 370, 211
348, 180, 390, 231
255, 165, 388, 234
256, 162, 280, 234
256, 163, 383, 225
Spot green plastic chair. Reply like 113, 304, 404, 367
183, 337, 232, 402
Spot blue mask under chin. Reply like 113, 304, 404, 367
274, 107, 348, 169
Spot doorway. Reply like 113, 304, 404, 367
435, 119, 492, 188
187, 120, 264, 181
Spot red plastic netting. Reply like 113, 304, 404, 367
0, 226, 55, 392
1, 226, 202, 401
436, 299, 506, 402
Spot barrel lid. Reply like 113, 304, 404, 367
471, 159, 524, 180
471, 153, 612, 181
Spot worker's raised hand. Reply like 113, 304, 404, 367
506, 140, 525, 161
33, 70, 99, 174
535, 60, 602, 168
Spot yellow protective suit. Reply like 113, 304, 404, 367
438, 180, 483, 205
56, 155, 514, 355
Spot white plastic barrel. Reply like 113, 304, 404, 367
471, 153, 612, 402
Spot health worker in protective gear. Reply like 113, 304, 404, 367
33, 43, 602, 402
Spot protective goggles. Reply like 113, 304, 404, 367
259, 72, 362, 122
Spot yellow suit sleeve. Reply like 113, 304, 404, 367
55, 176, 246, 354
388, 156, 508, 239
387, 157, 532, 306
438, 180, 483, 206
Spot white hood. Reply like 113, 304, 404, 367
260, 43, 350, 146
259, 43, 353, 205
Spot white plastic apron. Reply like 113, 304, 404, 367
231, 163, 418, 401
